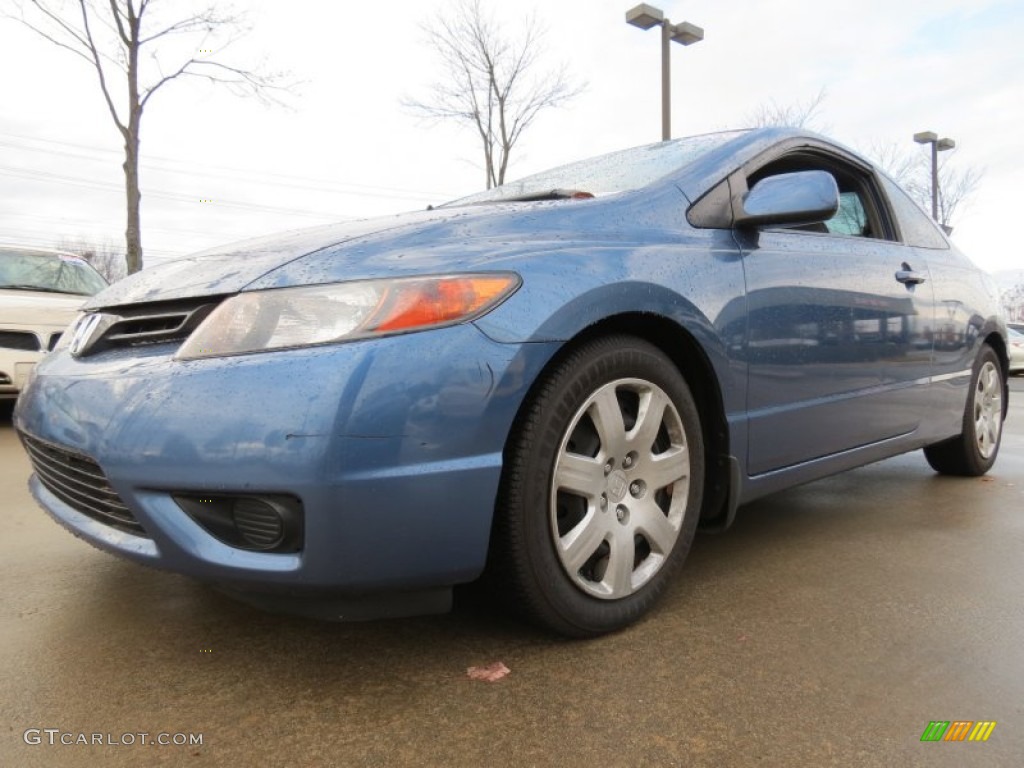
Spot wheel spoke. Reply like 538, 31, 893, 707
587, 386, 626, 455
560, 512, 607, 574
645, 446, 689, 491
554, 453, 605, 497
988, 391, 1003, 422
603, 530, 635, 598
983, 417, 999, 450
633, 498, 678, 554
629, 387, 669, 450
982, 365, 998, 396
978, 421, 995, 450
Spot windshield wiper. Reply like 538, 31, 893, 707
499, 189, 595, 203
440, 188, 596, 209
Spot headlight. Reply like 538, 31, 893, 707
175, 273, 520, 360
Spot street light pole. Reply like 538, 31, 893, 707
626, 4, 704, 141
913, 131, 955, 221
661, 20, 671, 141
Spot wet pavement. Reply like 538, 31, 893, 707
2, 380, 1022, 767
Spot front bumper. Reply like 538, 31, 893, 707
15, 324, 557, 602
0, 350, 43, 399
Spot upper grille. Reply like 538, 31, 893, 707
18, 432, 148, 537
0, 330, 41, 351
73, 297, 222, 357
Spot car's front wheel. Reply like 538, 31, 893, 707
924, 344, 1005, 476
495, 336, 704, 637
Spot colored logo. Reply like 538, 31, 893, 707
921, 721, 996, 742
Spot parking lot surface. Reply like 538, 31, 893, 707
2, 379, 1022, 767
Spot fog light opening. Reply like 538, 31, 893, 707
232, 498, 285, 550
175, 493, 303, 553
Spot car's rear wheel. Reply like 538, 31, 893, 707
495, 336, 704, 637
924, 344, 1005, 476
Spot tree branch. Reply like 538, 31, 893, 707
80, 0, 127, 135
10, 14, 95, 66
141, 59, 289, 108
406, 0, 582, 188
107, 0, 130, 45
139, 7, 244, 45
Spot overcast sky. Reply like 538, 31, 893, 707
1, 0, 1021, 276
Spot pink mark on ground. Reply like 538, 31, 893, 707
467, 661, 511, 682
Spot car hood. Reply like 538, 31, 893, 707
0, 289, 88, 325
85, 205, 532, 309
85, 187, 687, 310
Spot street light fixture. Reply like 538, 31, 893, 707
913, 130, 955, 221
626, 4, 704, 141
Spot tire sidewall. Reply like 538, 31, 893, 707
962, 345, 1004, 474
511, 337, 704, 634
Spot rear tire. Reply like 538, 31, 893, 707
495, 336, 704, 637
924, 344, 1005, 476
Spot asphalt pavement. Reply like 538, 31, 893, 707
2, 379, 1022, 767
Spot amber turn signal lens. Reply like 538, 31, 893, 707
368, 275, 519, 332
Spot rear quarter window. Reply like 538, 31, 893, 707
879, 175, 950, 249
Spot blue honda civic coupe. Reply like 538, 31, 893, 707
14, 128, 1009, 636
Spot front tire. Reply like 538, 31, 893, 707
496, 336, 704, 637
924, 344, 1005, 476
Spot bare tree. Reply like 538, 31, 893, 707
746, 88, 828, 131
56, 235, 127, 282
862, 140, 918, 185
9, 1, 287, 274
930, 160, 983, 229
865, 142, 983, 229
1001, 283, 1024, 323
407, 0, 583, 189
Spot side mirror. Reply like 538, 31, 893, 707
734, 170, 839, 228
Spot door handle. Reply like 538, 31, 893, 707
895, 262, 926, 285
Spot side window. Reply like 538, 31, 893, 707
825, 192, 869, 237
747, 153, 889, 240
878, 174, 950, 249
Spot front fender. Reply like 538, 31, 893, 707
474, 238, 744, 348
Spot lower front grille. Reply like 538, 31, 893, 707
0, 330, 41, 351
18, 432, 148, 537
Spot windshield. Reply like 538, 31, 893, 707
0, 248, 108, 296
445, 130, 746, 207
